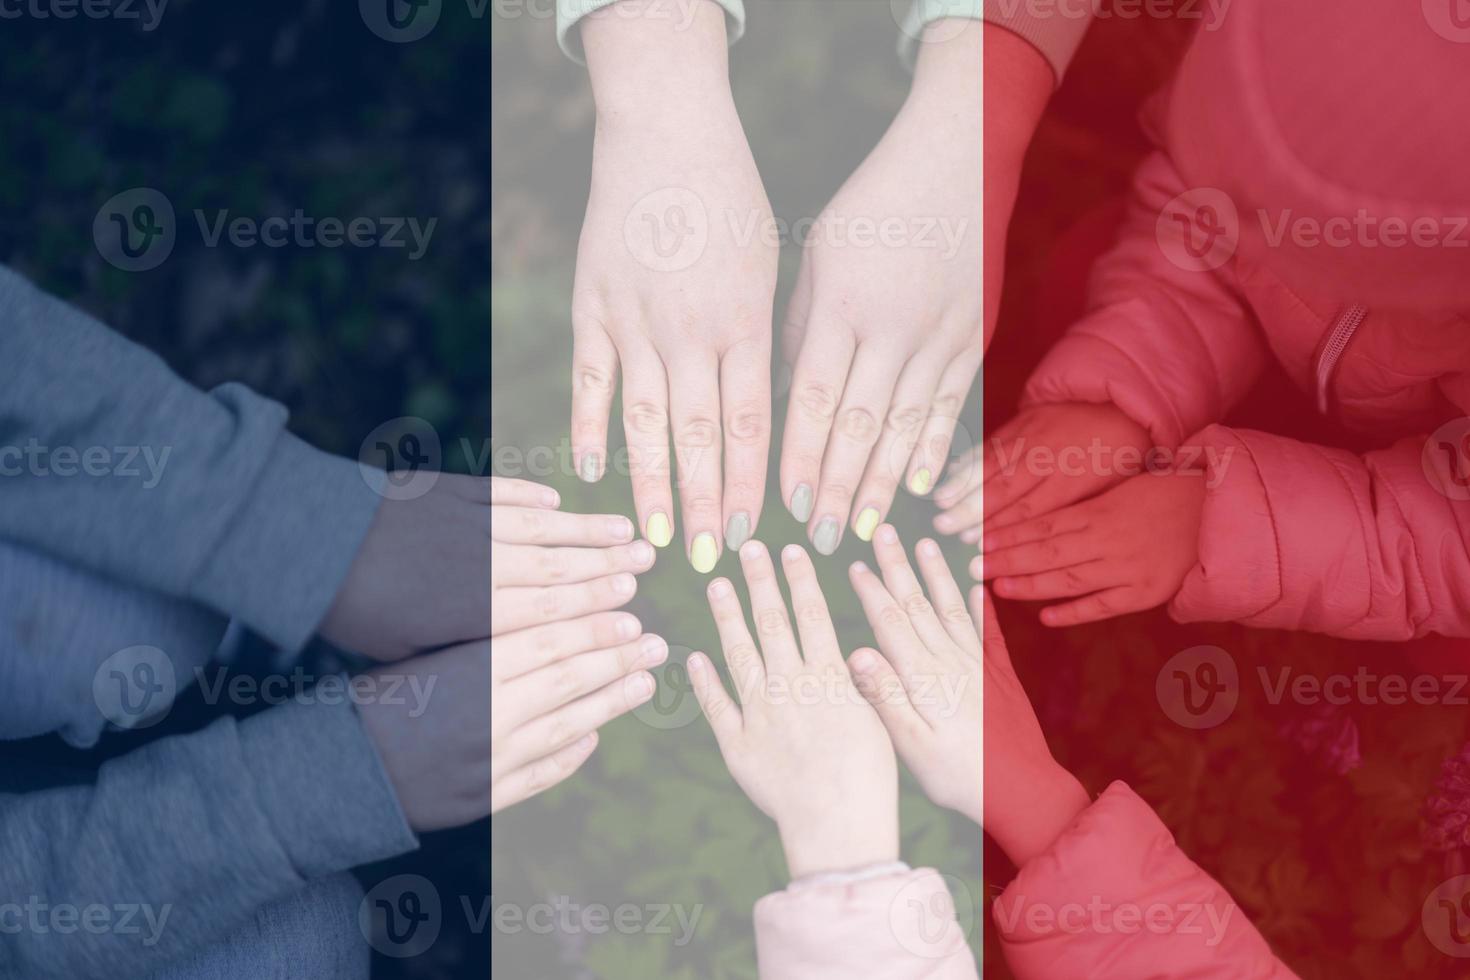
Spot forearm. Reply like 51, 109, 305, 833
582, 0, 734, 124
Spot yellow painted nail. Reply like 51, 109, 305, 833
854, 507, 881, 542
909, 468, 933, 496
646, 512, 673, 549
690, 532, 719, 574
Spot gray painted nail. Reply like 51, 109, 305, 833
790, 483, 814, 523
725, 511, 751, 551
579, 454, 600, 483
813, 517, 840, 556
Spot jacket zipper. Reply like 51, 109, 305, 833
1315, 304, 1368, 415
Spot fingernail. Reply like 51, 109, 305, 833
574, 733, 597, 752
854, 507, 880, 542
790, 484, 814, 523
918, 538, 940, 557
724, 511, 751, 551
708, 577, 732, 598
782, 544, 803, 564
849, 649, 877, 672
739, 539, 764, 562
609, 516, 633, 540
613, 573, 637, 597
969, 556, 983, 579
690, 532, 719, 574
813, 517, 840, 556
646, 512, 673, 549
876, 523, 898, 545
629, 673, 655, 702
687, 652, 706, 674
617, 615, 641, 640
579, 454, 601, 483
640, 634, 669, 667
541, 487, 561, 508
908, 468, 933, 496
630, 541, 655, 567
851, 560, 870, 575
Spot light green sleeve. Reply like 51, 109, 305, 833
899, 0, 1088, 83
557, 0, 747, 64
897, 0, 983, 71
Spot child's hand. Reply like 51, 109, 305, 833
488, 478, 656, 636
688, 541, 899, 878
973, 590, 1089, 866
843, 527, 981, 825
778, 38, 981, 555
979, 471, 1205, 627
572, 3, 777, 571
489, 607, 664, 814
932, 402, 1152, 544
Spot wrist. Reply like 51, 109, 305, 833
583, 0, 733, 119
990, 762, 1090, 868
779, 812, 900, 880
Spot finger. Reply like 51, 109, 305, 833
1039, 586, 1139, 628
779, 326, 855, 527
491, 610, 643, 680
850, 356, 945, 531
916, 538, 978, 655
740, 540, 802, 674
507, 670, 656, 770
619, 348, 676, 552
668, 351, 725, 573
491, 573, 638, 635
847, 646, 931, 746
904, 351, 979, 499
810, 349, 902, 554
981, 533, 1093, 581
512, 634, 669, 717
848, 559, 926, 678
980, 507, 1089, 554
491, 540, 656, 588
570, 322, 618, 483
934, 443, 982, 509
491, 731, 599, 814
932, 489, 983, 539
719, 337, 771, 553
492, 507, 635, 547
986, 470, 1099, 534
778, 543, 842, 668
705, 575, 766, 703
688, 650, 743, 749
489, 477, 561, 509
992, 560, 1116, 602
869, 524, 951, 653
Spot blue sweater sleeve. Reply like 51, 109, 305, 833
0, 697, 418, 979
0, 265, 381, 654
